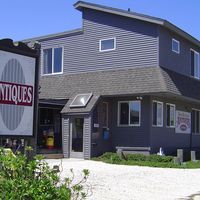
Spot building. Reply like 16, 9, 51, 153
23, 1, 200, 159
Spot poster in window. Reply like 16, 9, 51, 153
175, 111, 191, 134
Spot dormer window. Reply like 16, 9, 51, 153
99, 38, 116, 52
172, 38, 180, 54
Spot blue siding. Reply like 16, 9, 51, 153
39, 8, 159, 75
150, 96, 200, 154
82, 9, 159, 71
159, 26, 200, 76
111, 96, 151, 148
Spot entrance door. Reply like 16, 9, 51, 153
70, 118, 84, 158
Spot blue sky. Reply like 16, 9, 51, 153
0, 0, 200, 41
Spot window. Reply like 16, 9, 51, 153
99, 38, 116, 52
102, 102, 108, 128
70, 93, 93, 108
152, 101, 163, 127
166, 104, 176, 127
191, 49, 200, 79
118, 101, 141, 126
43, 47, 63, 75
192, 109, 200, 134
172, 38, 180, 54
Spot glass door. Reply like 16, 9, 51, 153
70, 118, 84, 158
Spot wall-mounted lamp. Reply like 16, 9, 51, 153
136, 96, 143, 100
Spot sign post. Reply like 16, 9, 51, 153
0, 39, 40, 155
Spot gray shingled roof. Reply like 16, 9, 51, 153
39, 66, 167, 100
39, 66, 200, 113
161, 67, 200, 101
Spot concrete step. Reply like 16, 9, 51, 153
41, 154, 64, 159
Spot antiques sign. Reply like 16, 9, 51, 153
175, 110, 191, 134
0, 49, 36, 136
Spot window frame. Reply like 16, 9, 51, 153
172, 38, 180, 54
117, 100, 141, 127
166, 103, 176, 128
192, 108, 200, 134
42, 46, 64, 76
152, 100, 163, 127
190, 49, 200, 79
102, 102, 109, 128
99, 37, 116, 52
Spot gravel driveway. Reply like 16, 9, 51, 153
46, 159, 200, 200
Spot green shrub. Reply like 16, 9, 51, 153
94, 152, 200, 168
148, 154, 174, 163
0, 148, 90, 200
98, 152, 116, 160
126, 154, 147, 161
110, 154, 122, 164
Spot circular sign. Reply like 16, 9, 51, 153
0, 59, 25, 130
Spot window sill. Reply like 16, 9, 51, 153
41, 72, 63, 76
117, 124, 140, 127
166, 126, 175, 128
192, 133, 200, 135
190, 75, 200, 81
152, 125, 163, 128
99, 48, 116, 52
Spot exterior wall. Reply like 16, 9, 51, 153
111, 96, 151, 149
40, 32, 85, 75
159, 26, 200, 76
39, 8, 159, 77
82, 9, 159, 72
150, 95, 200, 154
91, 100, 113, 157
83, 115, 92, 159
62, 116, 70, 158
62, 114, 92, 159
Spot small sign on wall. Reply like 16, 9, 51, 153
175, 110, 191, 134
94, 123, 99, 128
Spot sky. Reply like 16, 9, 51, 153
0, 0, 200, 41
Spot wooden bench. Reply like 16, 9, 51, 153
116, 146, 151, 158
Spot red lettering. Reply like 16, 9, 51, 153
0, 81, 33, 106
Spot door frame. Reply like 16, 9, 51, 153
70, 117, 84, 158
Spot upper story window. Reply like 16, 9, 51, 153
172, 38, 180, 54
118, 101, 141, 126
43, 47, 63, 75
99, 38, 116, 52
152, 101, 163, 127
191, 49, 200, 79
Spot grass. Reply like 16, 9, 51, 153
92, 152, 200, 169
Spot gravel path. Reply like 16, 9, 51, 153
46, 159, 200, 200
